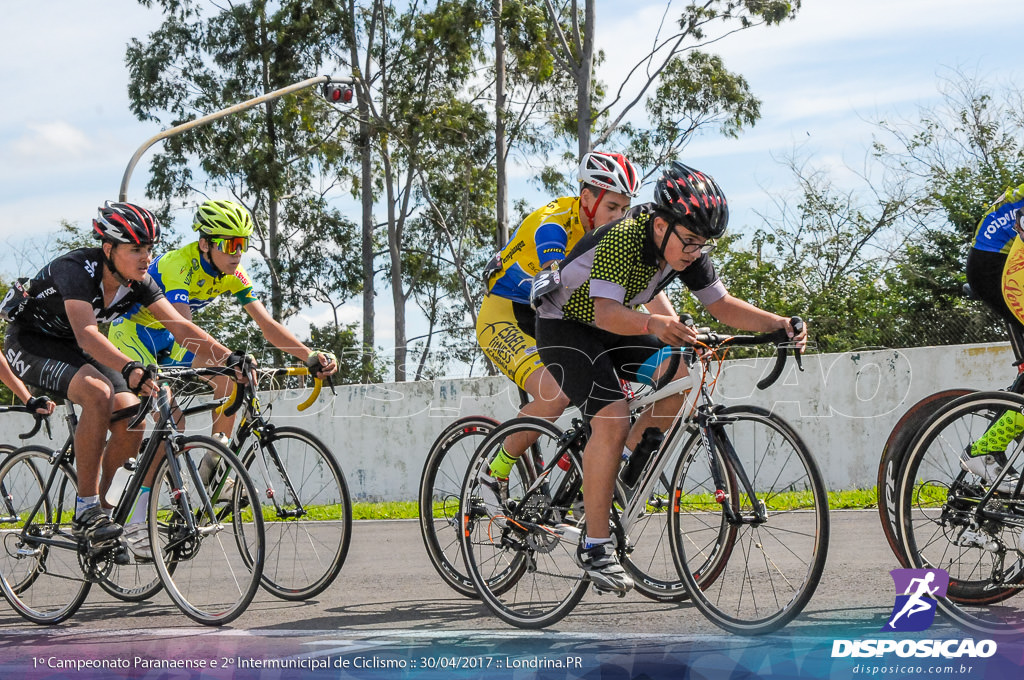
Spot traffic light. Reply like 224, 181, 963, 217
322, 83, 354, 104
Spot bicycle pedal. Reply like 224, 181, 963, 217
113, 545, 131, 566
589, 582, 627, 598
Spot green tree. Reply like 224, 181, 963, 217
529, 0, 797, 190
874, 71, 1024, 345
126, 0, 360, 327
344, 0, 493, 380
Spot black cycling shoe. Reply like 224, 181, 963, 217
71, 506, 124, 545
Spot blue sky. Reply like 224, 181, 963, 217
1, 0, 1022, 350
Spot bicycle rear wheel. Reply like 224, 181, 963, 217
670, 407, 829, 635
896, 391, 1024, 633
877, 389, 974, 568
419, 416, 498, 598
460, 417, 587, 629
241, 426, 351, 600
0, 446, 91, 624
150, 435, 264, 625
621, 428, 735, 603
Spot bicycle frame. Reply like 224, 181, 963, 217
515, 332, 795, 550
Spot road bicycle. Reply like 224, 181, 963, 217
0, 366, 265, 626
203, 363, 351, 600
420, 389, 693, 603
878, 285, 1024, 577
893, 387, 1024, 634
102, 364, 352, 603
458, 320, 830, 634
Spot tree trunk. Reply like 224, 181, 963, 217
493, 0, 509, 247
576, 0, 595, 156
349, 0, 377, 383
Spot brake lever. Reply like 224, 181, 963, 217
790, 316, 805, 372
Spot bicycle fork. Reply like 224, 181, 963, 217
696, 408, 768, 526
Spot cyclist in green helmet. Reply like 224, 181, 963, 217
109, 199, 338, 559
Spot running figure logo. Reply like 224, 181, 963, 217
883, 568, 949, 632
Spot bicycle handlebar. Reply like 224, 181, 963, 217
0, 404, 53, 440
213, 365, 326, 417
691, 316, 805, 391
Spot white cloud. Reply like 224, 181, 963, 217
9, 121, 95, 160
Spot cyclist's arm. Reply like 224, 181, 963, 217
593, 298, 695, 346
243, 301, 338, 377
642, 291, 678, 320
144, 297, 232, 364
242, 300, 311, 361
705, 294, 807, 347
67, 299, 144, 370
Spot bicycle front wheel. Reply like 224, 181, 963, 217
670, 407, 829, 635
896, 391, 1024, 633
150, 435, 264, 625
460, 417, 587, 629
419, 416, 498, 598
241, 426, 351, 600
0, 446, 90, 624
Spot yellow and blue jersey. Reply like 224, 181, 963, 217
123, 242, 258, 328
974, 183, 1024, 254
486, 196, 584, 304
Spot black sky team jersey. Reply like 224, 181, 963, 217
7, 248, 164, 339
534, 205, 726, 324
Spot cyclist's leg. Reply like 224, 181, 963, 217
187, 339, 235, 438
538, 318, 634, 591
619, 343, 688, 450
4, 327, 123, 542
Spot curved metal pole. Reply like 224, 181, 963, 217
119, 75, 356, 202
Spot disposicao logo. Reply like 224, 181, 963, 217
831, 567, 998, 660
882, 568, 948, 633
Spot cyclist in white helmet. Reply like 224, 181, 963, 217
475, 151, 654, 521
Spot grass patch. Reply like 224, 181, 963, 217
1, 489, 886, 529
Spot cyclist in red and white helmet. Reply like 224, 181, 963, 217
577, 151, 641, 224
474, 151, 641, 524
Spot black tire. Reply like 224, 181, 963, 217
97, 557, 164, 602
150, 435, 264, 625
877, 389, 974, 568
418, 416, 498, 598
0, 446, 91, 624
670, 407, 829, 635
238, 427, 351, 600
896, 391, 1024, 632
460, 417, 587, 628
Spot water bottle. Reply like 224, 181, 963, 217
198, 451, 222, 486
620, 427, 664, 487
199, 433, 231, 486
104, 459, 137, 507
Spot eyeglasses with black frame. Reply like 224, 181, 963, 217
671, 226, 716, 254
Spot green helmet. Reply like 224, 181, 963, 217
192, 199, 254, 238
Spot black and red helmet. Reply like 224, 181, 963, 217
93, 202, 160, 245
654, 162, 728, 239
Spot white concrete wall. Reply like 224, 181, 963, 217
1, 342, 1013, 500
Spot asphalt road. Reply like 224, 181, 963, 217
0, 511, 918, 639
